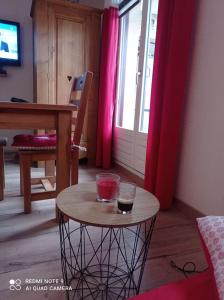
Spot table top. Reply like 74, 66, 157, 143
56, 182, 160, 228
0, 102, 77, 112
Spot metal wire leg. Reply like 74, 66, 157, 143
59, 214, 157, 300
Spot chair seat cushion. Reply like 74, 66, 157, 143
12, 134, 86, 151
0, 137, 7, 146
12, 134, 57, 150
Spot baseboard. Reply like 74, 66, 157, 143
174, 197, 204, 220
114, 164, 203, 220
114, 163, 144, 188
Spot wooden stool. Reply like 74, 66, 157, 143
56, 182, 160, 299
0, 137, 7, 201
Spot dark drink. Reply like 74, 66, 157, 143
117, 182, 136, 214
117, 198, 133, 214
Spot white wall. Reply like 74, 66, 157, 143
176, 0, 224, 215
104, 0, 119, 8
0, 0, 34, 151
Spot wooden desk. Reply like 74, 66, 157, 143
0, 102, 77, 198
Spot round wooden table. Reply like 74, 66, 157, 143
57, 182, 160, 300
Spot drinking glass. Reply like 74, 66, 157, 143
117, 182, 136, 214
96, 173, 120, 202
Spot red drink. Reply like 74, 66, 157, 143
96, 173, 120, 202
97, 180, 118, 199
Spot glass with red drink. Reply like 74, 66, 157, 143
96, 173, 120, 202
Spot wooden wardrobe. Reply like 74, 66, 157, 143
31, 0, 102, 164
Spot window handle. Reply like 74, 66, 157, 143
136, 71, 142, 85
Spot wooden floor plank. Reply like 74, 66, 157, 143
0, 161, 206, 299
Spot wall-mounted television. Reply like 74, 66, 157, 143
0, 19, 21, 68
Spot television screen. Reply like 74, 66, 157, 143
0, 19, 21, 66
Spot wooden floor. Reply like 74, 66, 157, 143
0, 161, 207, 300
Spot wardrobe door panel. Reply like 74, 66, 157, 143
32, 0, 102, 164
56, 17, 85, 105
48, 4, 87, 105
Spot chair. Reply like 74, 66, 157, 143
0, 137, 7, 201
12, 71, 93, 213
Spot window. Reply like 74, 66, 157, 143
139, 7, 158, 133
114, 0, 158, 175
116, 1, 142, 130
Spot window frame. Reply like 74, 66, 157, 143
114, 0, 159, 175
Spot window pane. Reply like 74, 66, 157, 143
116, 2, 142, 130
139, 0, 158, 133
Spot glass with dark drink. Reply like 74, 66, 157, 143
117, 182, 136, 214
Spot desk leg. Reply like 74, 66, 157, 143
56, 111, 72, 219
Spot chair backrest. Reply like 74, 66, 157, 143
69, 71, 93, 146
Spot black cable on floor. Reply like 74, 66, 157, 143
170, 260, 208, 278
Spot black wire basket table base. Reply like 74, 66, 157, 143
59, 213, 157, 300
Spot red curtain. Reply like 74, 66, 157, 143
144, 0, 196, 209
96, 7, 119, 169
